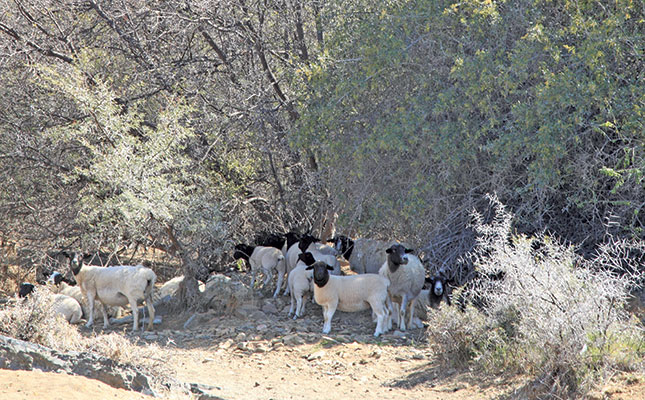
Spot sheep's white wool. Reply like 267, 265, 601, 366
309, 262, 390, 337
69, 253, 156, 331
379, 247, 425, 331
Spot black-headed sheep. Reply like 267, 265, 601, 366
233, 244, 286, 298
306, 261, 390, 336
379, 244, 425, 331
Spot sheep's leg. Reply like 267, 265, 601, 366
145, 296, 155, 331
128, 296, 139, 331
85, 291, 96, 328
295, 291, 304, 318
99, 302, 110, 329
407, 297, 417, 330
399, 294, 409, 331
288, 288, 296, 317
298, 293, 306, 317
250, 268, 257, 290
370, 300, 387, 337
263, 268, 272, 287
273, 270, 283, 298
321, 301, 337, 334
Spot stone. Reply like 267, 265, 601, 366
283, 334, 305, 346
0, 335, 155, 395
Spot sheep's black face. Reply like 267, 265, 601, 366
328, 235, 353, 260
385, 244, 414, 272
18, 282, 35, 298
233, 244, 254, 261
426, 276, 452, 308
306, 261, 334, 288
285, 231, 303, 250
298, 233, 321, 253
68, 252, 86, 276
47, 271, 64, 286
297, 251, 316, 266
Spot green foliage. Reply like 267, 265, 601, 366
295, 0, 645, 241
36, 54, 226, 253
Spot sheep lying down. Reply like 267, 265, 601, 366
306, 261, 390, 337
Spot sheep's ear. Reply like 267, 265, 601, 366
326, 265, 334, 271
386, 248, 393, 254
326, 237, 336, 243
61, 251, 70, 258
405, 248, 414, 253
425, 276, 433, 283
305, 265, 313, 270
82, 253, 93, 261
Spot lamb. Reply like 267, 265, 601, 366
66, 252, 156, 331
283, 234, 340, 295
306, 261, 390, 336
379, 243, 425, 331
233, 244, 286, 298
52, 293, 83, 324
287, 252, 317, 319
18, 282, 83, 324
327, 235, 397, 274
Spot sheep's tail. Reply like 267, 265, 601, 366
144, 271, 157, 301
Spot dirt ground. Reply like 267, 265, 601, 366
1, 268, 644, 400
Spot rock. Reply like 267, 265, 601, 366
283, 334, 305, 346
261, 303, 279, 314
200, 274, 253, 315
0, 335, 155, 395
306, 350, 326, 361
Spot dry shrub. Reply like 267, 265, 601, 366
0, 287, 173, 387
427, 195, 645, 398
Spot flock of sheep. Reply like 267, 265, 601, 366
16, 231, 452, 338
234, 232, 451, 336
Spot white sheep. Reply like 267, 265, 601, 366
306, 261, 390, 336
287, 252, 317, 319
233, 244, 286, 298
47, 271, 123, 322
379, 243, 425, 331
327, 235, 397, 274
66, 252, 156, 331
52, 293, 83, 324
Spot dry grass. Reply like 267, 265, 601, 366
426, 195, 645, 398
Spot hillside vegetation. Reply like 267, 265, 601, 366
0, 1, 644, 398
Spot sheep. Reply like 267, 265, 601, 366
47, 271, 122, 321
425, 275, 452, 309
287, 252, 318, 319
298, 233, 338, 257
327, 235, 397, 274
52, 293, 83, 324
18, 282, 35, 298
379, 243, 425, 331
283, 234, 340, 295
233, 244, 286, 298
306, 261, 390, 336
66, 252, 156, 331
254, 231, 286, 250
18, 282, 83, 324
